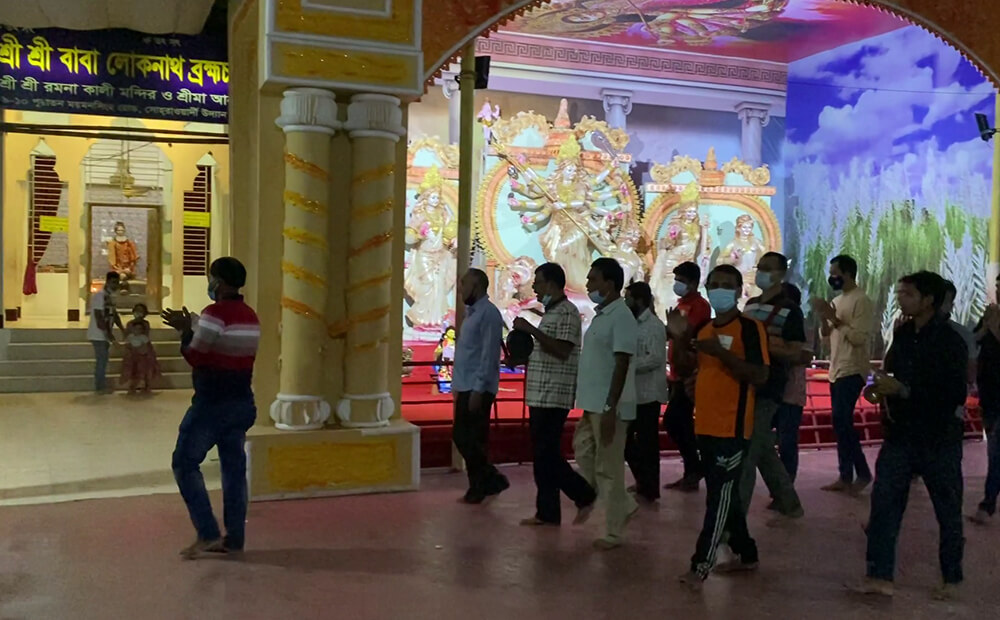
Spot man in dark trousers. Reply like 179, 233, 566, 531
675, 265, 770, 591
970, 274, 1000, 525
452, 268, 508, 504
663, 261, 711, 491
514, 263, 596, 526
162, 257, 261, 559
850, 271, 967, 600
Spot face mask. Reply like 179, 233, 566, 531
673, 281, 690, 298
755, 271, 774, 290
708, 289, 738, 314
828, 275, 845, 291
208, 278, 219, 301
588, 290, 606, 305
134, 311, 146, 320
541, 294, 553, 307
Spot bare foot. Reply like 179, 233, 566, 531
678, 571, 704, 592
573, 502, 594, 525
967, 509, 992, 526
821, 479, 851, 493
932, 583, 959, 602
179, 538, 224, 560
845, 577, 894, 597
592, 537, 621, 551
714, 559, 759, 574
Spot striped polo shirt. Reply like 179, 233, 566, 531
182, 296, 260, 403
743, 292, 806, 402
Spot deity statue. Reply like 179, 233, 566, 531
606, 212, 646, 286
504, 133, 629, 292
495, 256, 542, 328
718, 213, 767, 301
107, 221, 139, 293
404, 166, 458, 333
649, 182, 711, 317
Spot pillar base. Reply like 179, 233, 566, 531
336, 392, 394, 428
246, 419, 420, 500
269, 394, 331, 431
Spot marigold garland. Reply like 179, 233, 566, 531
281, 261, 326, 287
352, 199, 393, 219
283, 227, 328, 249
348, 231, 392, 258
284, 190, 327, 215
284, 152, 329, 181
348, 271, 392, 293
352, 164, 394, 185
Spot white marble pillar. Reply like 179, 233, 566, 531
735, 102, 771, 168
442, 72, 461, 145
601, 89, 633, 130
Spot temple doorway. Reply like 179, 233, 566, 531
88, 204, 163, 313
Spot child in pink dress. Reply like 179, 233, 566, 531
120, 303, 161, 393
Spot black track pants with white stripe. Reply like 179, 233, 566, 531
690, 436, 758, 579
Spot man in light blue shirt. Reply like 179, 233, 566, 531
574, 258, 639, 549
452, 268, 508, 504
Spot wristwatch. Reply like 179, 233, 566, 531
602, 403, 614, 414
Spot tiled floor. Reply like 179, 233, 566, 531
0, 395, 996, 619
0, 391, 218, 505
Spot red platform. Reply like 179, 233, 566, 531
402, 345, 984, 468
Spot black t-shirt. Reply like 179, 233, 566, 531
976, 317, 1000, 412
743, 293, 806, 403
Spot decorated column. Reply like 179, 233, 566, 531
602, 89, 633, 130
735, 102, 770, 168
337, 94, 406, 428
270, 88, 339, 431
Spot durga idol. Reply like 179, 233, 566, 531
506, 133, 628, 292
404, 166, 458, 334
649, 182, 711, 318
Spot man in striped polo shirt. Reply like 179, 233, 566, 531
739, 252, 804, 521
162, 257, 260, 559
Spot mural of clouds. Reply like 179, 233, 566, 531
785, 25, 997, 352
787, 25, 995, 218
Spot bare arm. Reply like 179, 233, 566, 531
714, 347, 769, 386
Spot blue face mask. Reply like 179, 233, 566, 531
541, 294, 553, 307
708, 289, 738, 314
673, 281, 689, 298
588, 290, 606, 305
207, 279, 219, 301
755, 271, 774, 291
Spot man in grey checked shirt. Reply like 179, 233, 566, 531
513, 263, 597, 526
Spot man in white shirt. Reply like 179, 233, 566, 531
87, 271, 124, 394
623, 281, 668, 503
575, 258, 638, 550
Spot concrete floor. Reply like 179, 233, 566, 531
0, 437, 996, 619
0, 391, 218, 506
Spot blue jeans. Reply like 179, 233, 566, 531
774, 403, 804, 482
866, 439, 964, 584
92, 340, 110, 391
979, 413, 1000, 515
172, 399, 257, 547
831, 375, 871, 483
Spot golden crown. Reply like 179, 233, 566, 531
680, 181, 700, 204
419, 165, 444, 193
557, 134, 582, 162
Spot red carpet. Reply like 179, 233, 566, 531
402, 345, 984, 468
